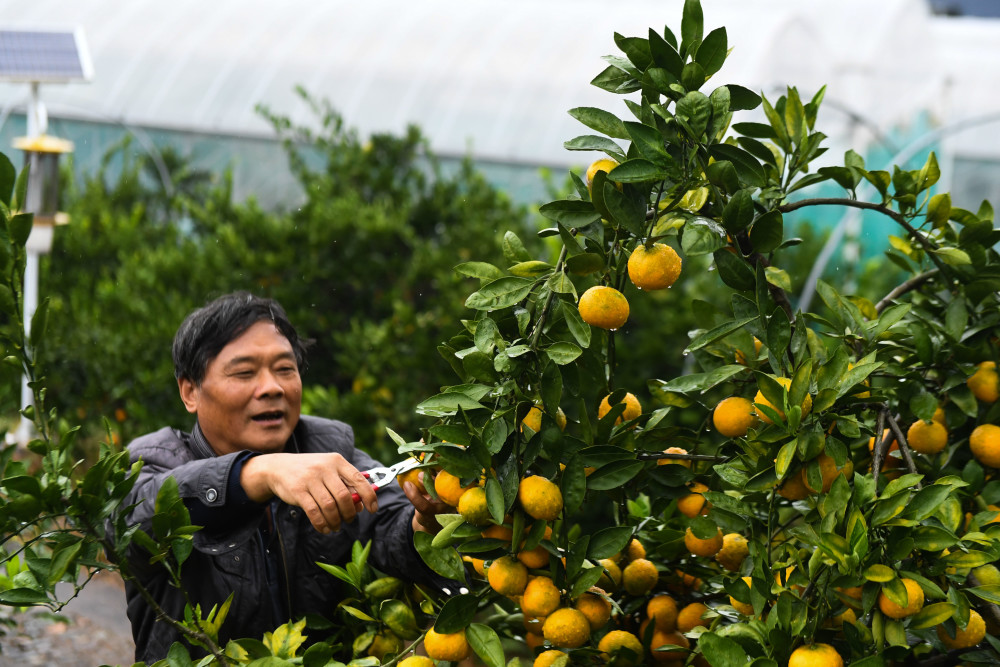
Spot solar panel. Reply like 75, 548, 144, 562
0, 28, 92, 83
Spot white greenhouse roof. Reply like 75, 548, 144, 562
1, 0, 1000, 167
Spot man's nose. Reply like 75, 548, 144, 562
257, 370, 285, 396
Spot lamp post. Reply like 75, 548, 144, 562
8, 134, 72, 446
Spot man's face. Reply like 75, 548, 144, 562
179, 320, 302, 456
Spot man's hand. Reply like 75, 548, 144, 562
240, 453, 377, 534
402, 472, 450, 534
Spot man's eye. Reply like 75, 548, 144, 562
232, 370, 255, 378
277, 366, 298, 374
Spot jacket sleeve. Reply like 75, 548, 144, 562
119, 429, 263, 564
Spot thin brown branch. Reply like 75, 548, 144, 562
872, 409, 888, 486
886, 413, 921, 489
876, 269, 940, 314
635, 452, 727, 462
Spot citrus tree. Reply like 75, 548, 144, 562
393, 1, 1000, 666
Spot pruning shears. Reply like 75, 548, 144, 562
350, 457, 424, 503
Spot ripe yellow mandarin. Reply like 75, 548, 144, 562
933, 405, 946, 424
525, 631, 545, 651
730, 577, 755, 615
598, 630, 644, 667
967, 361, 999, 403
627, 243, 683, 291
518, 475, 564, 521
521, 576, 562, 618
464, 556, 486, 578
457, 486, 492, 527
586, 158, 621, 190
907, 419, 948, 455
754, 377, 811, 425
423, 628, 471, 662
684, 527, 724, 558
518, 544, 551, 570
650, 629, 690, 663
837, 585, 864, 609
713, 396, 757, 437
676, 602, 710, 632
715, 533, 750, 572
670, 569, 703, 594
936, 609, 986, 649
625, 538, 647, 561
777, 471, 812, 500
802, 453, 854, 494
487, 555, 529, 596
658, 446, 691, 468
598, 392, 642, 425
482, 523, 514, 543
827, 607, 857, 627
574, 590, 612, 630
598, 558, 623, 591
434, 470, 475, 507
397, 468, 426, 494
878, 578, 924, 619
542, 607, 591, 648
970, 424, 1000, 468
522, 405, 567, 433
398, 657, 435, 667
788, 643, 843, 667
533, 650, 568, 667
367, 631, 402, 660
647, 594, 679, 631
578, 285, 629, 330
677, 482, 711, 517
622, 558, 660, 596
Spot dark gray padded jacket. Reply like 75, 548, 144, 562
119, 415, 439, 662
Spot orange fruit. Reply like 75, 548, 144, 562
533, 650, 568, 667
735, 337, 763, 366
434, 470, 476, 507
598, 391, 642, 425
367, 631, 402, 660
482, 523, 514, 543
397, 467, 426, 494
542, 607, 591, 648
684, 527, 723, 558
650, 629, 690, 663
658, 446, 691, 468
578, 285, 629, 330
676, 602, 709, 632
906, 419, 948, 455
398, 657, 435, 667
776, 471, 811, 500
487, 555, 529, 596
837, 585, 864, 609
622, 558, 659, 596
598, 630, 644, 667
877, 578, 924, 619
627, 243, 682, 291
574, 590, 612, 630
802, 453, 853, 494
521, 405, 567, 433
624, 538, 646, 561
970, 424, 1000, 468
518, 475, 563, 521
677, 482, 710, 517
457, 486, 492, 527
967, 361, 999, 403
754, 377, 812, 425
936, 609, 986, 649
424, 627, 471, 662
598, 558, 623, 591
646, 594, 679, 631
713, 396, 757, 437
715, 533, 750, 572
521, 576, 562, 618
586, 158, 621, 190
788, 643, 843, 667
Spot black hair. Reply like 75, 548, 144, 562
172, 291, 309, 384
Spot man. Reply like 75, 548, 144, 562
118, 292, 448, 661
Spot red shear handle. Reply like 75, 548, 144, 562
350, 484, 380, 503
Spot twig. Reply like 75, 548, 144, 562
529, 244, 570, 351
872, 409, 888, 486
636, 452, 727, 462
876, 269, 940, 314
885, 413, 921, 488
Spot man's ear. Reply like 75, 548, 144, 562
178, 377, 199, 414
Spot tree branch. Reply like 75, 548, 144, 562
876, 269, 939, 314
886, 413, 921, 489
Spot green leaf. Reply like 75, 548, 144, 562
967, 585, 1000, 605
590, 65, 638, 94
651, 365, 744, 394
917, 151, 941, 192
749, 210, 783, 253
568, 107, 629, 140
563, 135, 626, 160
926, 192, 951, 227
12, 162, 29, 213
380, 599, 420, 639
624, 121, 668, 161
0, 152, 15, 208
864, 564, 896, 583
0, 587, 50, 606
706, 160, 739, 193
539, 200, 602, 229
561, 300, 592, 349
714, 249, 755, 291
698, 632, 749, 667
910, 526, 957, 552
722, 189, 755, 232
11, 212, 32, 247
680, 0, 704, 56
415, 393, 486, 418
413, 531, 466, 581
909, 602, 956, 631
681, 216, 728, 256
686, 316, 758, 352
726, 85, 762, 111
546, 341, 582, 366
587, 460, 644, 490
676, 91, 711, 138
942, 550, 994, 569
695, 27, 727, 76
435, 594, 480, 633
466, 623, 505, 667
648, 28, 683, 77
607, 158, 669, 184
465, 277, 535, 311
502, 231, 532, 263
708, 144, 765, 188
615, 33, 653, 71
931, 247, 972, 266
454, 262, 505, 281
587, 526, 634, 560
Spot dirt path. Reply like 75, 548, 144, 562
0, 570, 135, 666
